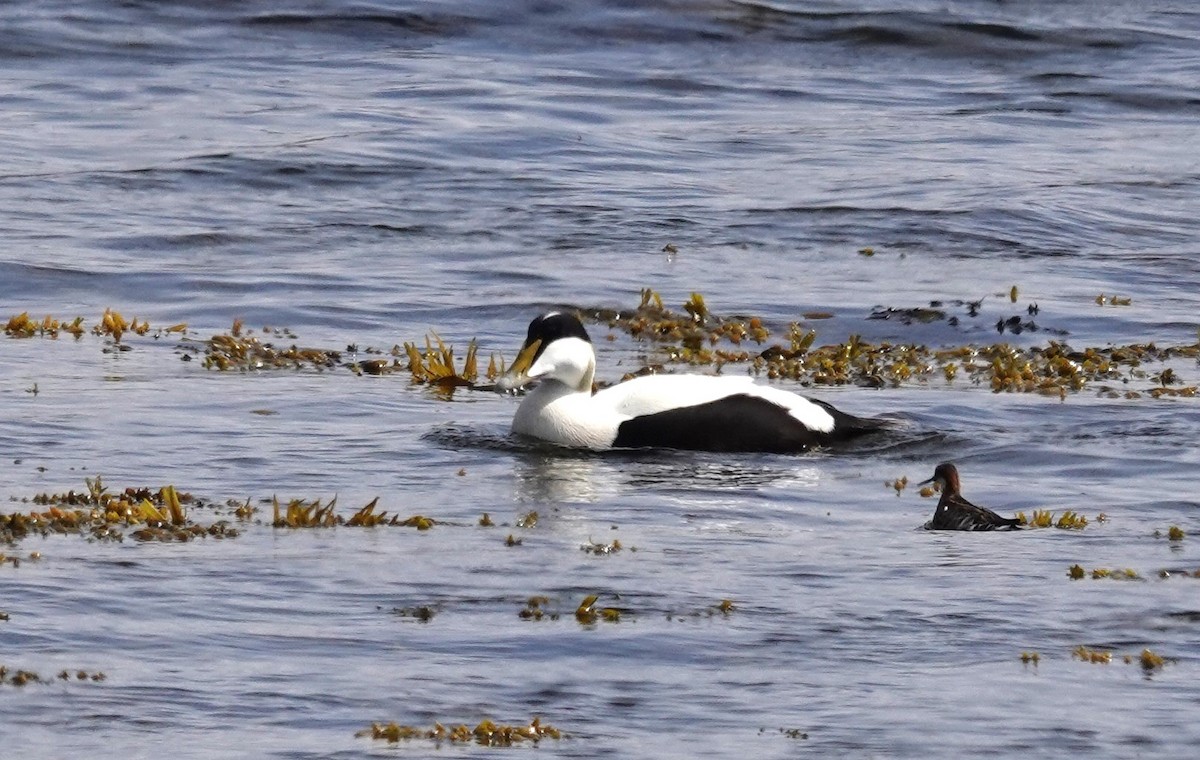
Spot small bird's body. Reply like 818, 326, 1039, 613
920, 462, 1021, 531
495, 311, 885, 452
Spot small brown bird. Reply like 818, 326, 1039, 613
919, 462, 1021, 531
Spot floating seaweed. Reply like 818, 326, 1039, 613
272, 496, 340, 528
2, 480, 234, 545
1, 665, 106, 687
1073, 563, 1200, 581
1131, 649, 1166, 671
357, 717, 562, 746
1157, 568, 1200, 579
885, 476, 908, 496
391, 605, 438, 622
204, 320, 341, 372
349, 357, 398, 376
665, 599, 745, 622
579, 290, 1200, 398
269, 496, 439, 529
580, 538, 626, 555
869, 306, 946, 324
1097, 567, 1140, 580
1068, 564, 1142, 580
91, 308, 150, 342
397, 515, 437, 530
1, 667, 46, 687
753, 725, 811, 739
515, 510, 539, 529
9, 293, 1200, 398
1147, 385, 1198, 398
518, 595, 557, 621
344, 498, 391, 527
584, 288, 770, 363
683, 292, 709, 325
1017, 510, 1090, 529
1073, 647, 1170, 672
1073, 645, 1113, 664
0, 551, 42, 568
4, 312, 87, 340
231, 498, 256, 520
130, 521, 238, 542
575, 593, 623, 624
70, 309, 159, 345
403, 333, 480, 393
58, 670, 107, 682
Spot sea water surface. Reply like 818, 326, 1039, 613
2, 1, 1200, 757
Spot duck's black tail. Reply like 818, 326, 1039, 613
811, 399, 890, 441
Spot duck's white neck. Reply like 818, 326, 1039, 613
512, 378, 614, 449
527, 336, 596, 393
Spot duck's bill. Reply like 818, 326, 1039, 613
494, 338, 542, 393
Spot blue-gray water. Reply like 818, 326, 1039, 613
2, 1, 1199, 757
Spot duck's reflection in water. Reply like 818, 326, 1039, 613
511, 448, 825, 506
512, 451, 611, 504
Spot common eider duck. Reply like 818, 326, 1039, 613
495, 311, 885, 452
919, 462, 1021, 531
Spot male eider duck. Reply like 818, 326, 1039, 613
495, 311, 885, 452
919, 462, 1021, 531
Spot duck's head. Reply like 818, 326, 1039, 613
919, 462, 961, 495
496, 311, 596, 394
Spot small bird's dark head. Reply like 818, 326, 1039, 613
920, 462, 962, 495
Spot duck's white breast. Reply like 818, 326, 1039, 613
512, 381, 621, 449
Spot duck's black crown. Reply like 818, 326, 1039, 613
524, 312, 592, 361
